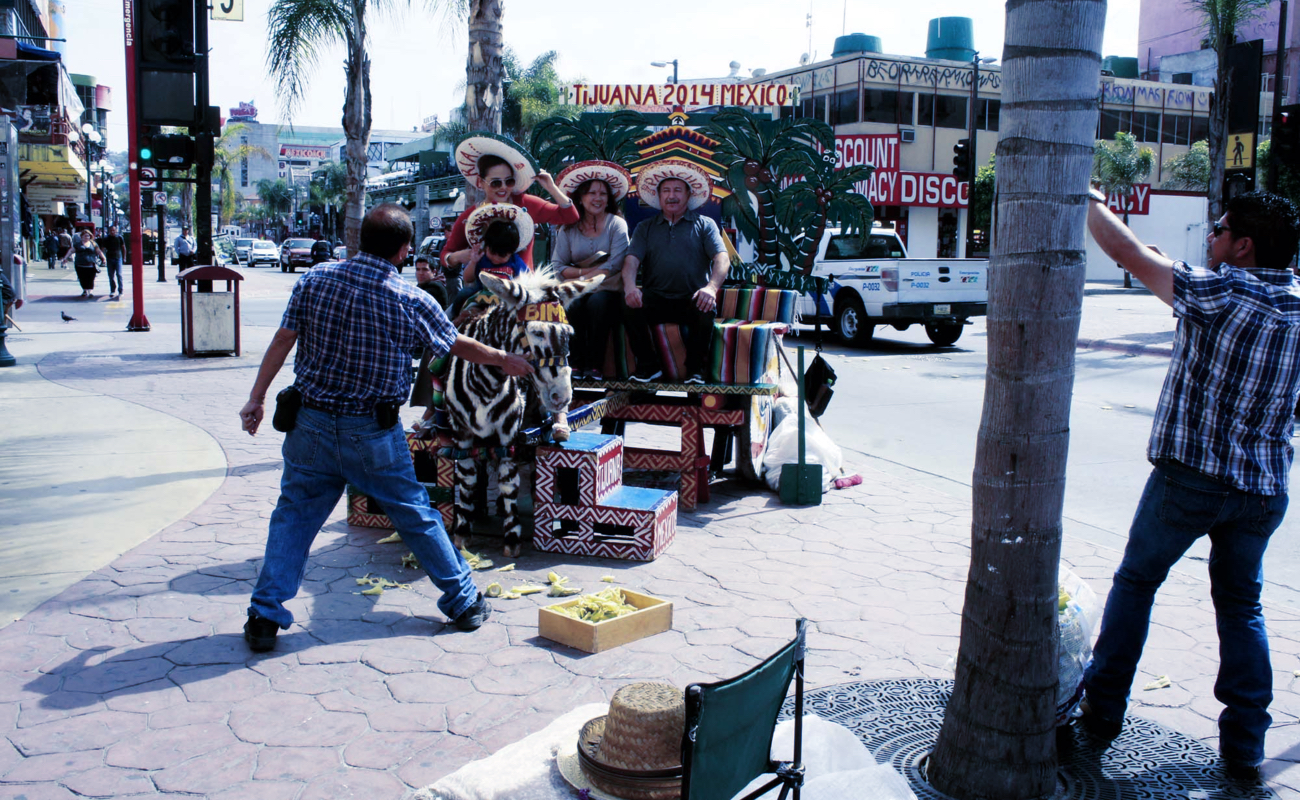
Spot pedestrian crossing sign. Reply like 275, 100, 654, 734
1226, 132, 1255, 170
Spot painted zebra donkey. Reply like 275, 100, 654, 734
445, 269, 603, 557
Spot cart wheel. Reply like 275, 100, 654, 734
735, 392, 775, 484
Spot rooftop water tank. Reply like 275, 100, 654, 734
832, 33, 882, 58
926, 17, 974, 62
1102, 56, 1139, 78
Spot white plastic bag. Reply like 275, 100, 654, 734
761, 398, 844, 494
1056, 567, 1100, 724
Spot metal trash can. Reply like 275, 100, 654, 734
178, 265, 243, 357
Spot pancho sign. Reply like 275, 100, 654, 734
836, 134, 968, 208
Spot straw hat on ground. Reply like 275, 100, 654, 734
557, 682, 685, 800
635, 158, 712, 210
557, 160, 633, 202
464, 203, 534, 253
454, 132, 539, 194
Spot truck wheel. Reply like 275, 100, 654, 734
835, 296, 873, 346
925, 321, 964, 346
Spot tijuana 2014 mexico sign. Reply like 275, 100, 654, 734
568, 83, 796, 108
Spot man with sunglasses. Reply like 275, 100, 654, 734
1079, 189, 1300, 783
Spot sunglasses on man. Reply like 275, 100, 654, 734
1213, 222, 1233, 238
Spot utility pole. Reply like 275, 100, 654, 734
193, 0, 214, 266
1269, 1, 1289, 192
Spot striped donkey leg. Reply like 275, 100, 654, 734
496, 455, 523, 558
452, 440, 478, 550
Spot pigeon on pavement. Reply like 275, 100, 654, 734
60, 311, 75, 322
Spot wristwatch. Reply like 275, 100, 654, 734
1088, 187, 1107, 203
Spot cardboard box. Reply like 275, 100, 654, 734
538, 589, 673, 653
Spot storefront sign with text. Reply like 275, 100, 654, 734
568, 83, 795, 108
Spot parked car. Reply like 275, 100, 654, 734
417, 234, 445, 259
279, 238, 315, 272
311, 239, 334, 265
233, 237, 254, 264
249, 240, 279, 267
333, 244, 348, 261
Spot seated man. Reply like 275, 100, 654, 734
620, 159, 728, 384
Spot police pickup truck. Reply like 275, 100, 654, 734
796, 225, 988, 347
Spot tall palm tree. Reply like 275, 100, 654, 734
1094, 131, 1154, 287
214, 123, 270, 228
501, 49, 579, 144
530, 110, 649, 172
465, 0, 504, 134
925, 1, 1106, 797
256, 178, 294, 237
704, 109, 834, 268
266, 0, 459, 252
775, 149, 874, 274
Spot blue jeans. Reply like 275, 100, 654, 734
106, 257, 123, 294
249, 407, 478, 627
1083, 460, 1286, 764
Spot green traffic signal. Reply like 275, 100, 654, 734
140, 145, 153, 162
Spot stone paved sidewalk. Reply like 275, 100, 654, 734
2, 287, 1298, 799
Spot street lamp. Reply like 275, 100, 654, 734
651, 59, 679, 84
81, 123, 102, 228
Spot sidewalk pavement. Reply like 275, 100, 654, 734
4, 270, 1293, 800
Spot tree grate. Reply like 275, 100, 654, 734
780, 678, 1275, 800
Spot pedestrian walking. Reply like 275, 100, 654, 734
237, 203, 534, 653
173, 226, 195, 271
97, 224, 126, 300
1078, 189, 1300, 784
57, 227, 72, 265
60, 229, 105, 299
43, 230, 57, 269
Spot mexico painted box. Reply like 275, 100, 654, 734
537, 589, 673, 653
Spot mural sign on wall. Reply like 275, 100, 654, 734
568, 84, 796, 108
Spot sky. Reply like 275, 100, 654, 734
62, 0, 1141, 152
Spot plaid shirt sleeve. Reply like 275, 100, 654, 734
412, 290, 458, 357
280, 279, 305, 332
1172, 261, 1235, 326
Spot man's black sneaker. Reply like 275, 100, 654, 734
1076, 698, 1122, 743
684, 373, 706, 385
629, 367, 663, 383
1222, 753, 1263, 783
244, 614, 279, 653
451, 592, 492, 631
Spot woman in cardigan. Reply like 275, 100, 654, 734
440, 133, 577, 275
549, 161, 632, 380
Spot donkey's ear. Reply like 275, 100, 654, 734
555, 273, 604, 308
479, 272, 526, 310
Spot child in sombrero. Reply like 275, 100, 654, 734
447, 204, 534, 322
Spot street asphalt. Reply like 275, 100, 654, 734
0, 264, 1295, 799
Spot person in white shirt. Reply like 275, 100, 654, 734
174, 226, 196, 271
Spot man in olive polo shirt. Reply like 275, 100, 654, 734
620, 159, 728, 384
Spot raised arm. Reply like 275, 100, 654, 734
1087, 192, 1175, 306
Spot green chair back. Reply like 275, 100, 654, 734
682, 619, 806, 800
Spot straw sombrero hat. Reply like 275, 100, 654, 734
558, 160, 633, 202
557, 682, 684, 800
454, 132, 539, 194
465, 203, 534, 253
635, 158, 712, 210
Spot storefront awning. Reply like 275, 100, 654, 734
19, 141, 85, 184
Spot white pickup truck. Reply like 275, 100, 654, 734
795, 226, 989, 346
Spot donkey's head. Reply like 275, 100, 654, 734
479, 269, 604, 413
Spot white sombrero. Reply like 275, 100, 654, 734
635, 158, 713, 210
454, 132, 539, 194
465, 203, 534, 253
558, 160, 633, 202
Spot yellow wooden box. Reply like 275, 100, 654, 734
537, 589, 673, 653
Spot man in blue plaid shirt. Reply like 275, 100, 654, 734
238, 204, 533, 652
1079, 190, 1300, 782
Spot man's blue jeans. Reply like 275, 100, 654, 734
106, 257, 123, 295
249, 408, 478, 627
1083, 460, 1286, 764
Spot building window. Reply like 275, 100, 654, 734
1162, 113, 1191, 145
1190, 115, 1209, 143
831, 89, 859, 125
976, 99, 1000, 131
919, 94, 967, 129
862, 89, 913, 125
798, 95, 828, 122
1098, 109, 1132, 139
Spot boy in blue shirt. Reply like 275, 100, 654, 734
448, 219, 528, 321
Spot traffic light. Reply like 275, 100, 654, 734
139, 125, 160, 164
952, 138, 973, 183
149, 134, 196, 170
138, 0, 194, 65
1274, 103, 1300, 167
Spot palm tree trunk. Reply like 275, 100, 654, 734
341, 3, 372, 254
1207, 47, 1230, 252
926, 3, 1105, 798
465, 0, 504, 135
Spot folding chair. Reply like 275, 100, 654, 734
681, 618, 807, 800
